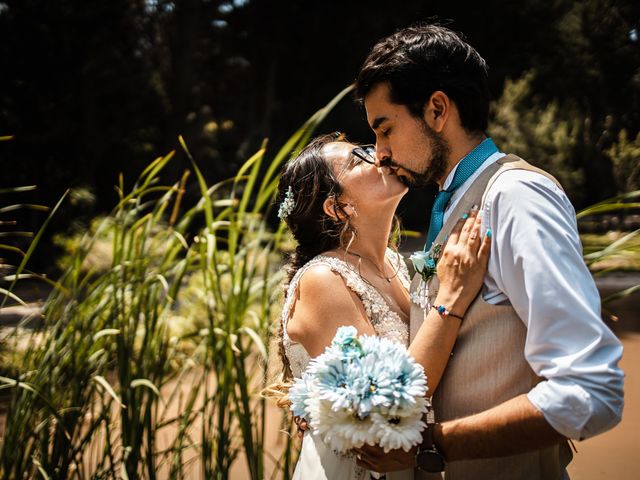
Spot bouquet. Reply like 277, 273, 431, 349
289, 326, 428, 453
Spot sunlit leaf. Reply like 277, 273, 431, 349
93, 375, 125, 409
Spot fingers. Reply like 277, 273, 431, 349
457, 205, 480, 245
477, 227, 492, 263
293, 416, 308, 439
444, 206, 479, 248
446, 215, 466, 246
467, 207, 483, 248
356, 456, 377, 471
354, 444, 380, 470
355, 446, 417, 472
355, 451, 385, 472
354, 447, 371, 470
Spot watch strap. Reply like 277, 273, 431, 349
424, 401, 436, 448
415, 401, 446, 473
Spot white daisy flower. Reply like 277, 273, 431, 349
370, 409, 427, 453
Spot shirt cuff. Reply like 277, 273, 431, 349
527, 381, 593, 440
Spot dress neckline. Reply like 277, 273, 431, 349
312, 250, 411, 325
282, 250, 411, 379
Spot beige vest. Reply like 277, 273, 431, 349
410, 155, 572, 480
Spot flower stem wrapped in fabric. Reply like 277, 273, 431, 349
289, 326, 428, 453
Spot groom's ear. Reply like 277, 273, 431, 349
423, 91, 450, 133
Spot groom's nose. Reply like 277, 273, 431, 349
376, 153, 394, 171
374, 148, 389, 168
374, 142, 392, 166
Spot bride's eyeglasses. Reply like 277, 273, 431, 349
351, 145, 376, 165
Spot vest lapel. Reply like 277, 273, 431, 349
409, 158, 504, 342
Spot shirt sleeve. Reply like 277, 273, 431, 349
483, 169, 624, 440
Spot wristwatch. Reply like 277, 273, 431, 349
415, 403, 445, 473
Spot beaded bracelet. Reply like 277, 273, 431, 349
432, 304, 463, 321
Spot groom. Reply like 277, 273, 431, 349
354, 24, 624, 478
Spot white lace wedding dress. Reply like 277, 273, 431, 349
282, 249, 415, 480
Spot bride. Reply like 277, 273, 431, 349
271, 133, 489, 479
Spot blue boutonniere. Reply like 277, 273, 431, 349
409, 244, 442, 309
409, 243, 442, 282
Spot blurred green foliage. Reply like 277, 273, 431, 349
490, 72, 587, 204
608, 130, 640, 193
1, 0, 639, 259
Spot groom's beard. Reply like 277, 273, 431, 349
395, 123, 450, 188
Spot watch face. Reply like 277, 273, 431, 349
417, 449, 445, 473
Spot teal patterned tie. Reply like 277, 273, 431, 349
425, 138, 499, 250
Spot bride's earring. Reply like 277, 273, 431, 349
345, 221, 357, 251
324, 197, 356, 221
342, 203, 357, 217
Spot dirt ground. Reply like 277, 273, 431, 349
566, 331, 640, 479
566, 281, 640, 480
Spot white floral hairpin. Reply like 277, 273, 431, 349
277, 186, 296, 219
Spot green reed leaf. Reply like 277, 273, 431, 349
93, 375, 126, 409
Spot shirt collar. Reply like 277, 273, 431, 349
441, 138, 502, 191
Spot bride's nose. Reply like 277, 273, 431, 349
373, 152, 383, 168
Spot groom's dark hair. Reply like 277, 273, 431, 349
355, 23, 490, 133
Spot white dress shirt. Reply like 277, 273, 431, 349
441, 150, 624, 440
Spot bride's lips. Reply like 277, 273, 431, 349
382, 164, 411, 187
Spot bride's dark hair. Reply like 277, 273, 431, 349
270, 134, 356, 388
263, 133, 400, 406
279, 133, 358, 288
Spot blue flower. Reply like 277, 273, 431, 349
289, 372, 316, 418
410, 243, 442, 282
359, 337, 427, 411
308, 345, 359, 408
278, 186, 296, 219
409, 251, 429, 273
355, 353, 395, 416
331, 325, 361, 352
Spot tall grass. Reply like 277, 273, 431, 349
0, 146, 64, 381
578, 191, 640, 269
0, 134, 57, 313
3, 88, 635, 479
0, 86, 352, 479
578, 190, 640, 304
